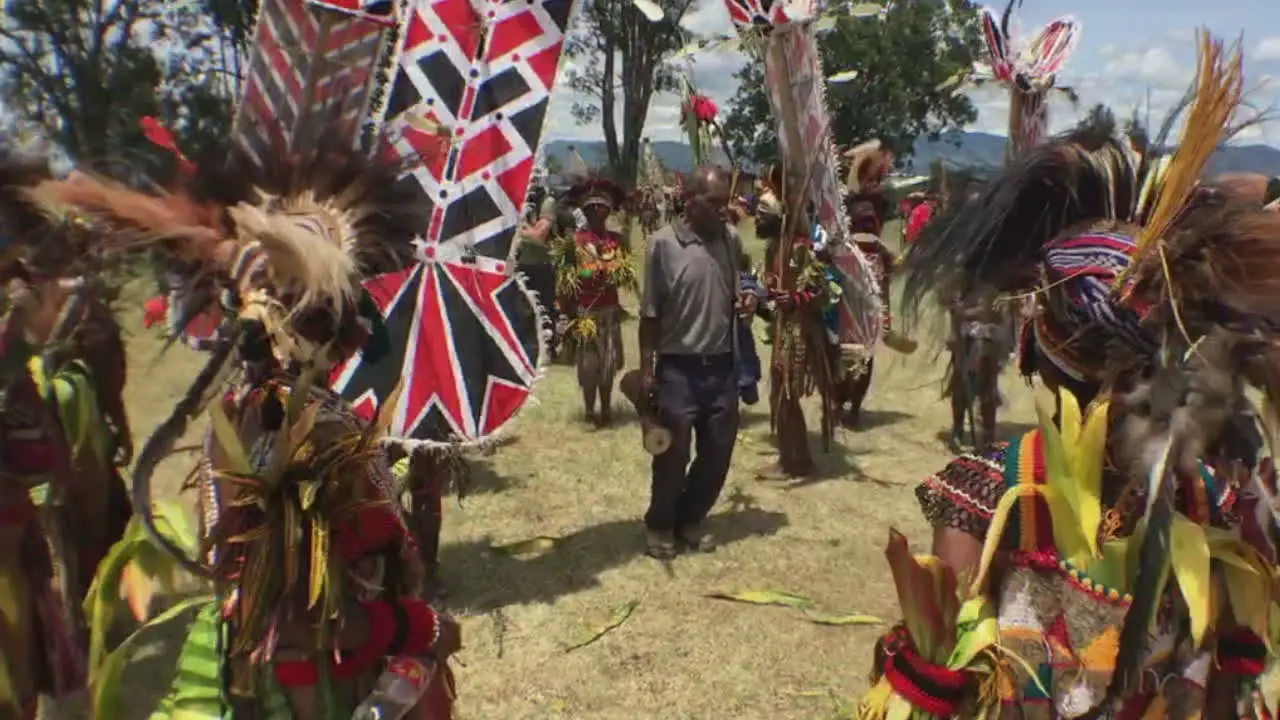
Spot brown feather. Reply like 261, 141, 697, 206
23, 175, 225, 258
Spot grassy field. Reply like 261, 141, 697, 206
113, 220, 1048, 719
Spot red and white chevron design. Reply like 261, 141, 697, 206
377, 0, 575, 261
329, 0, 577, 447
233, 0, 391, 166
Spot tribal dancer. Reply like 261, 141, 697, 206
756, 166, 840, 479
932, 0, 1081, 450
0, 149, 133, 719
30, 117, 461, 717
862, 35, 1280, 718
556, 176, 636, 425
836, 140, 905, 428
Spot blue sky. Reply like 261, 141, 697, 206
544, 0, 1280, 146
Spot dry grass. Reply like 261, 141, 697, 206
112, 221, 1047, 719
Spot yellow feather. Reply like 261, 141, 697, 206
1169, 513, 1212, 647
1074, 399, 1109, 558
1034, 398, 1091, 565
1058, 388, 1082, 446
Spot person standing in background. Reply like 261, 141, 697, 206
518, 185, 562, 359
638, 166, 744, 560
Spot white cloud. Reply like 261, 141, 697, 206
545, 18, 1280, 150
1255, 37, 1280, 62
1102, 47, 1188, 90
678, 0, 731, 36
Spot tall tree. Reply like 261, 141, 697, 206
563, 0, 697, 183
0, 0, 169, 169
722, 0, 983, 165
0, 0, 255, 176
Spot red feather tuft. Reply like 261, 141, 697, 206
138, 117, 197, 177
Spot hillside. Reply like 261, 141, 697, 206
542, 133, 1280, 178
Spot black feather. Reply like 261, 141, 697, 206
1106, 455, 1174, 704
898, 131, 1141, 338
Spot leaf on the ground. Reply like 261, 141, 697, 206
708, 590, 814, 608
492, 536, 558, 557
565, 600, 639, 652
829, 70, 859, 83
804, 612, 883, 626
848, 2, 883, 17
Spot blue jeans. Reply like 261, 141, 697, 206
645, 353, 740, 532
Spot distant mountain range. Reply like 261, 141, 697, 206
542, 132, 1280, 178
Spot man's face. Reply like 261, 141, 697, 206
687, 175, 731, 234
585, 202, 610, 227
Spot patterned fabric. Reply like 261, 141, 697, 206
380, 0, 575, 260
917, 443, 1009, 540
918, 431, 1242, 548
330, 0, 577, 448
917, 430, 1254, 717
1035, 230, 1155, 383
330, 244, 543, 447
232, 0, 390, 167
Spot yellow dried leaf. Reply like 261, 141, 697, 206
805, 613, 882, 626
708, 590, 814, 608
565, 600, 639, 652
492, 536, 559, 557
208, 402, 250, 474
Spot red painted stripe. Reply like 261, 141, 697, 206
273, 0, 320, 47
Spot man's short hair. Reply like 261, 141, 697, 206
686, 165, 732, 197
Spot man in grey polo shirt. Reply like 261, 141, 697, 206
638, 166, 746, 559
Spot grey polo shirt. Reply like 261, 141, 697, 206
640, 223, 740, 356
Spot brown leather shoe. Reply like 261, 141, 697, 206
678, 524, 716, 553
645, 528, 677, 560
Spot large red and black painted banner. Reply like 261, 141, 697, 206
330, 0, 577, 447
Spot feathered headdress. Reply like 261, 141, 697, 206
567, 175, 626, 210
978, 0, 1081, 154
843, 139, 893, 196
23, 115, 425, 368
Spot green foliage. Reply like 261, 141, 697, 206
721, 0, 984, 164
0, 0, 252, 179
563, 0, 699, 182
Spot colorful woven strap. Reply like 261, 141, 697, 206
1218, 629, 1267, 676
879, 626, 970, 716
1001, 429, 1051, 553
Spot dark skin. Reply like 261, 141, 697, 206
639, 166, 735, 392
